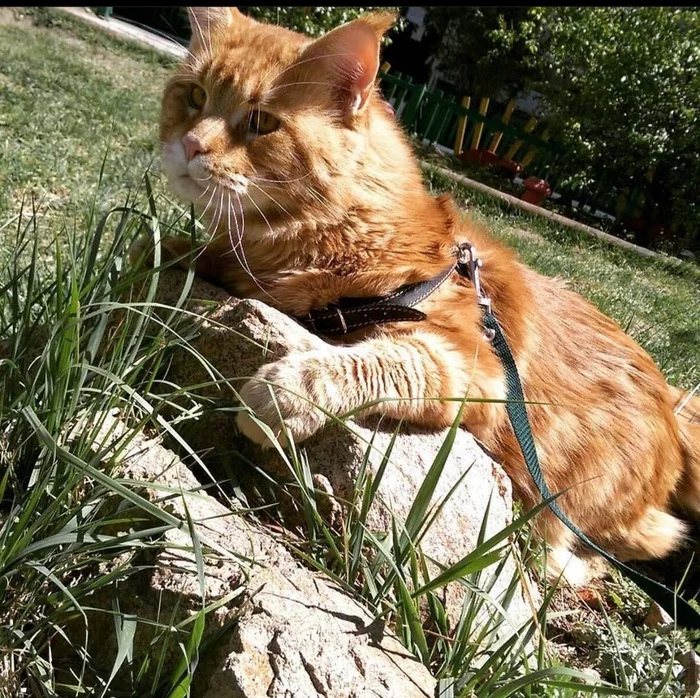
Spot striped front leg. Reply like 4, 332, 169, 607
235, 329, 497, 448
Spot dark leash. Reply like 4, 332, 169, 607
296, 242, 700, 631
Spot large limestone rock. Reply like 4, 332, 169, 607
204, 566, 432, 698
152, 269, 535, 632
60, 413, 436, 697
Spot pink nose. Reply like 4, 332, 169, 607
182, 133, 207, 161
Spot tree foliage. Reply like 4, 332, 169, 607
425, 8, 545, 98
426, 7, 700, 248
538, 7, 700, 246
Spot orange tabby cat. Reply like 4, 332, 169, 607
131, 7, 700, 583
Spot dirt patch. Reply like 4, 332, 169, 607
507, 227, 545, 244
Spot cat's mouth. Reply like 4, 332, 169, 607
167, 172, 208, 203
167, 169, 251, 206
161, 141, 262, 213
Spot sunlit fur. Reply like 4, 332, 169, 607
138, 7, 700, 583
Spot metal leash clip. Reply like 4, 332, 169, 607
456, 242, 495, 341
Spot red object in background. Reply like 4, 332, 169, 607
460, 148, 500, 167
521, 176, 551, 206
459, 149, 522, 177
498, 159, 522, 177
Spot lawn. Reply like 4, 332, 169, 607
0, 8, 173, 271
422, 171, 699, 390
0, 8, 698, 696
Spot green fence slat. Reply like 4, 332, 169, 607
394, 75, 413, 122
446, 115, 459, 147
425, 89, 445, 143
434, 96, 455, 146
402, 83, 427, 133
387, 76, 400, 103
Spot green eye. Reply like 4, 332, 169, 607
188, 84, 207, 110
248, 109, 280, 135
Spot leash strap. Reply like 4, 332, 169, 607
482, 310, 700, 630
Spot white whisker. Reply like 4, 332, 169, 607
308, 185, 344, 220
201, 184, 218, 220
206, 9, 214, 62
118, 15, 197, 62
244, 190, 275, 241
263, 80, 352, 96
228, 194, 253, 274
231, 191, 278, 302
226, 190, 235, 251
248, 181, 294, 221
189, 9, 213, 62
250, 170, 316, 184
224, 190, 260, 288
209, 188, 225, 239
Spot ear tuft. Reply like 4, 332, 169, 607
360, 11, 398, 38
187, 7, 247, 52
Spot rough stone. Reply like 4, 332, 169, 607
204, 567, 434, 698
51, 265, 537, 694
57, 412, 435, 697
642, 601, 674, 633
153, 269, 535, 632
681, 650, 700, 696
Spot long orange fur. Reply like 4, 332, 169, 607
131, 7, 700, 582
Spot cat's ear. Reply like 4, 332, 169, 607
186, 7, 249, 52
301, 12, 396, 118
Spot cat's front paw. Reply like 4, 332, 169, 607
236, 357, 328, 449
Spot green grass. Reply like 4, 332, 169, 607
0, 8, 698, 697
0, 9, 172, 244
0, 179, 639, 696
0, 187, 209, 695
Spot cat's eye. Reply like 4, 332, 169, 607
248, 109, 280, 136
188, 85, 207, 110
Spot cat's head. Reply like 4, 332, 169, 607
161, 7, 409, 238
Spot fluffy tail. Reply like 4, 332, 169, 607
670, 385, 700, 516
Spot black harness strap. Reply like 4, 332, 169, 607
295, 261, 456, 336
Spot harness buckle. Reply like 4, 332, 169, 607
457, 242, 492, 316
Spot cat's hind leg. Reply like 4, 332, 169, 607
546, 545, 592, 587
668, 386, 700, 517
612, 507, 688, 561
539, 520, 594, 587
540, 507, 685, 586
675, 423, 700, 518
